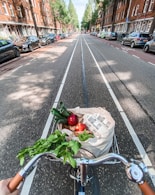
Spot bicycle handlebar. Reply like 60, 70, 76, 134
8, 152, 155, 195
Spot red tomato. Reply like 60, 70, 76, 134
67, 114, 78, 126
75, 123, 87, 131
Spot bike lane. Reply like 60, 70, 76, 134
97, 37, 155, 65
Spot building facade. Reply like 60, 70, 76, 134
0, 0, 61, 40
98, 0, 155, 34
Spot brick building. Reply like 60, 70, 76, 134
0, 0, 61, 40
99, 0, 155, 34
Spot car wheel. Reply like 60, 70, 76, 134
29, 45, 33, 52
131, 42, 135, 48
121, 41, 125, 45
144, 45, 149, 53
47, 40, 51, 45
38, 43, 41, 48
14, 49, 20, 57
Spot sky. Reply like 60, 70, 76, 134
64, 0, 88, 24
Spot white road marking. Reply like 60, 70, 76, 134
12, 66, 23, 72
84, 38, 155, 187
132, 55, 140, 59
148, 62, 155, 66
20, 38, 79, 195
122, 50, 128, 53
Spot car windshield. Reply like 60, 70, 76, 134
0, 40, 8, 46
49, 34, 55, 37
140, 34, 150, 38
17, 37, 29, 42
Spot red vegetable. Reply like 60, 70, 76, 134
67, 113, 78, 126
75, 123, 87, 131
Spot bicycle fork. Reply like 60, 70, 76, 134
70, 164, 93, 195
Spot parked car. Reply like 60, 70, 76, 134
105, 32, 117, 40
40, 33, 56, 45
100, 31, 107, 39
90, 31, 97, 36
121, 32, 151, 48
116, 32, 128, 42
97, 31, 102, 38
143, 37, 155, 53
0, 39, 20, 64
14, 35, 41, 52
59, 33, 66, 39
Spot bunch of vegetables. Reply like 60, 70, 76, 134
17, 102, 94, 168
17, 130, 81, 168
51, 102, 78, 126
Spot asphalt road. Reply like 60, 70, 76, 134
0, 34, 155, 195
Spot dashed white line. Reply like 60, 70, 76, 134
148, 62, 155, 66
132, 55, 140, 59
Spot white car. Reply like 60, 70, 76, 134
97, 32, 102, 38
143, 38, 155, 53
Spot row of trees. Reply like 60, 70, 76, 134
50, 0, 79, 32
81, 0, 155, 34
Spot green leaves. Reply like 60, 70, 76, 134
51, 102, 71, 124
78, 130, 94, 141
17, 130, 81, 168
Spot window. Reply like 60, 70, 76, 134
17, 6, 23, 18
143, 0, 150, 13
148, 0, 154, 11
2, 2, 9, 15
135, 4, 139, 16
131, 6, 135, 16
29, 10, 32, 20
34, 13, 38, 22
122, 10, 125, 19
25, 8, 29, 20
31, 0, 36, 7
9, 4, 14, 16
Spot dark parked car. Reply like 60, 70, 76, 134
15, 35, 41, 52
105, 32, 117, 40
0, 39, 20, 64
121, 32, 151, 48
59, 33, 66, 39
117, 32, 128, 41
143, 37, 155, 53
40, 33, 56, 45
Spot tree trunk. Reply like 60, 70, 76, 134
111, 0, 118, 32
29, 0, 39, 37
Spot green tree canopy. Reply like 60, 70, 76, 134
68, 0, 79, 29
50, 0, 71, 28
81, 0, 93, 30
